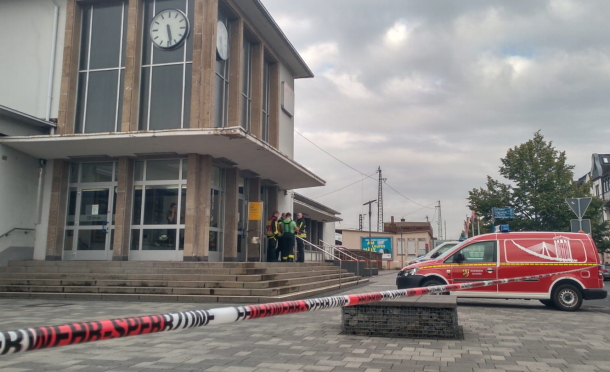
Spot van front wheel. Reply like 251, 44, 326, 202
552, 284, 583, 311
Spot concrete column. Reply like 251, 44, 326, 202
199, 0, 219, 128
249, 43, 264, 139
121, 0, 144, 132
227, 19, 244, 128
268, 63, 280, 149
45, 160, 70, 260
56, 0, 80, 135
247, 177, 262, 262
223, 168, 239, 261
112, 157, 134, 260
195, 156, 213, 260
267, 185, 278, 217
188, 0, 204, 128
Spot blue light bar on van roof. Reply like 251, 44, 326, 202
499, 224, 510, 232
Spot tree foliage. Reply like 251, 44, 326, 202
467, 131, 610, 253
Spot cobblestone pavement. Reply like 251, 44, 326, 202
0, 271, 609, 371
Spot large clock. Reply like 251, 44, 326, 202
216, 20, 229, 60
150, 8, 190, 50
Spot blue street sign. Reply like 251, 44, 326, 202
493, 207, 515, 220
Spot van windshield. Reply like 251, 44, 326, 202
434, 239, 470, 260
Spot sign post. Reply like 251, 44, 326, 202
491, 207, 515, 232
566, 197, 592, 234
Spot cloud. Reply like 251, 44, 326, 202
262, 0, 610, 239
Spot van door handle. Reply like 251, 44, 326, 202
486, 268, 495, 273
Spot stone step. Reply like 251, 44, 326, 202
0, 269, 349, 282
0, 277, 368, 303
0, 276, 361, 297
1, 265, 337, 275
7, 261, 333, 269
0, 272, 350, 290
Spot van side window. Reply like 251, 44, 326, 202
445, 241, 497, 263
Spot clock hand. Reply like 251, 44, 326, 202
167, 24, 173, 46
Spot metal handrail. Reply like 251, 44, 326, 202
0, 228, 35, 239
319, 240, 361, 262
298, 237, 358, 288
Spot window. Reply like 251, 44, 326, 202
75, 2, 128, 133
596, 185, 600, 196
139, 0, 194, 130
214, 10, 231, 128
417, 238, 426, 255
261, 59, 270, 141
241, 38, 253, 131
209, 166, 225, 253
445, 241, 496, 263
131, 159, 187, 251
603, 157, 609, 164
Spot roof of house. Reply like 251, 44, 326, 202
591, 153, 610, 180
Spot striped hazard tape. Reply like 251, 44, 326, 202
0, 265, 600, 356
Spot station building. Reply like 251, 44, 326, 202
0, 0, 331, 264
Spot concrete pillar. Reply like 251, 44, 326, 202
227, 18, 244, 128
183, 155, 212, 261
250, 43, 264, 139
198, 0, 219, 128
45, 160, 70, 260
121, 0, 144, 132
268, 63, 280, 149
223, 168, 239, 261
56, 0, 80, 135
247, 177, 262, 262
112, 157, 134, 260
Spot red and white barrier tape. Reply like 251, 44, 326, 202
0, 265, 599, 355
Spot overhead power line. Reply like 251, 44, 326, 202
295, 129, 434, 210
313, 172, 377, 199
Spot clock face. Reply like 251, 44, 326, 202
216, 21, 229, 60
150, 9, 190, 50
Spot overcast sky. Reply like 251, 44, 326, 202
261, 0, 610, 239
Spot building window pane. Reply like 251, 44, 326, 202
81, 162, 114, 183
209, 231, 219, 252
64, 230, 74, 251
214, 12, 230, 128
131, 230, 140, 250
66, 188, 77, 226
75, 2, 126, 134
139, 0, 193, 130
180, 185, 187, 224
146, 160, 180, 180
210, 189, 221, 228
148, 65, 184, 130
262, 60, 270, 142
141, 229, 176, 250
143, 185, 180, 225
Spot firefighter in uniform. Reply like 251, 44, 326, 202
276, 212, 286, 261
295, 213, 307, 263
280, 212, 299, 262
266, 211, 281, 262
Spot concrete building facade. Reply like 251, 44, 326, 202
0, 0, 328, 264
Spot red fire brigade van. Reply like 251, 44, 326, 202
396, 231, 607, 311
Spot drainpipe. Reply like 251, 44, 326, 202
46, 0, 60, 128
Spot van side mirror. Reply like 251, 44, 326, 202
454, 253, 465, 264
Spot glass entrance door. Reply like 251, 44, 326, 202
65, 187, 114, 260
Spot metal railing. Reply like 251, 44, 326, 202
320, 239, 371, 277
297, 237, 359, 287
0, 228, 35, 239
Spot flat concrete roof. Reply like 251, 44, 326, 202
0, 105, 56, 130
0, 127, 325, 190
294, 199, 342, 223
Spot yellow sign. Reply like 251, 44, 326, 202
248, 202, 263, 221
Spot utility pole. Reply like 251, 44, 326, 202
377, 167, 385, 232
364, 199, 376, 277
436, 201, 443, 241
358, 214, 363, 231
444, 220, 447, 240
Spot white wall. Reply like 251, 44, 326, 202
323, 221, 336, 246
34, 160, 54, 260
277, 189, 293, 216
0, 145, 40, 255
0, 0, 66, 118
278, 64, 295, 159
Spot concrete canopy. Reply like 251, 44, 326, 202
0, 127, 325, 190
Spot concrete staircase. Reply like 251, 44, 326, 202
0, 261, 367, 303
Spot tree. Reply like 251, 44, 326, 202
467, 131, 610, 253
